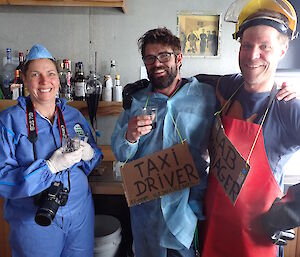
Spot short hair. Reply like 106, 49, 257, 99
138, 27, 181, 57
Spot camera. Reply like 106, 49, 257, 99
35, 181, 69, 226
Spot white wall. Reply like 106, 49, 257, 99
1, 1, 299, 181
0, 0, 241, 86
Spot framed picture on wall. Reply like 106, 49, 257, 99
177, 12, 221, 57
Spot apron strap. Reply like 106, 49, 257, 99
246, 84, 277, 164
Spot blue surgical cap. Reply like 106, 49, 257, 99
25, 44, 55, 63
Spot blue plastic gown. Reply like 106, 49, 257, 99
111, 77, 216, 257
0, 96, 102, 257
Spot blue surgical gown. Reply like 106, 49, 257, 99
0, 96, 102, 257
111, 77, 216, 257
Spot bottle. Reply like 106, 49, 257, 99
113, 74, 122, 102
65, 60, 72, 101
0, 87, 3, 99
10, 69, 23, 100
109, 60, 117, 84
16, 52, 24, 74
86, 71, 102, 128
102, 75, 113, 102
16, 51, 25, 96
57, 60, 64, 98
1, 48, 16, 99
73, 62, 86, 101
59, 59, 72, 101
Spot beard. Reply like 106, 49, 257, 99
148, 64, 178, 90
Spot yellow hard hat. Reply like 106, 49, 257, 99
225, 0, 298, 40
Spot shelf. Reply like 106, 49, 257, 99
0, 0, 127, 13
68, 100, 123, 117
0, 99, 123, 116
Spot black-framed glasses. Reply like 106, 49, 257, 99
143, 52, 176, 65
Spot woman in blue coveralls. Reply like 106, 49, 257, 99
0, 44, 102, 257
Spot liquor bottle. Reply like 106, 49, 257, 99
1, 48, 16, 99
11, 69, 23, 100
73, 62, 86, 101
102, 75, 113, 102
16, 52, 24, 74
59, 59, 72, 101
0, 87, 3, 100
113, 74, 122, 102
16, 52, 25, 96
57, 60, 65, 98
86, 71, 102, 128
64, 60, 72, 101
109, 60, 117, 84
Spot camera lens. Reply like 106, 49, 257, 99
35, 199, 60, 226
35, 209, 54, 226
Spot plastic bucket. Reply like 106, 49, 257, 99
94, 215, 122, 257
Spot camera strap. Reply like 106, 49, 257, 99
26, 99, 69, 161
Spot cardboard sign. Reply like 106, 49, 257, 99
121, 141, 200, 207
209, 116, 250, 205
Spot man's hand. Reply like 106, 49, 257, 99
126, 114, 153, 143
276, 82, 298, 101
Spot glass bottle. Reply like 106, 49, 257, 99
11, 69, 23, 100
102, 75, 113, 102
73, 62, 86, 101
113, 74, 122, 102
16, 51, 25, 96
16, 51, 24, 74
1, 48, 16, 99
59, 59, 72, 101
109, 60, 117, 83
85, 71, 102, 128
65, 60, 72, 101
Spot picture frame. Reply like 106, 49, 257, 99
177, 11, 221, 57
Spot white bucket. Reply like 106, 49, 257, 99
94, 215, 122, 257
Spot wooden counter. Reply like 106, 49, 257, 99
0, 99, 123, 116
90, 145, 124, 195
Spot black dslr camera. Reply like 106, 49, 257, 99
34, 181, 68, 226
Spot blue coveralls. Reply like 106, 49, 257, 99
111, 77, 216, 257
0, 96, 102, 257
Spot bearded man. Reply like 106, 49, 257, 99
111, 27, 216, 257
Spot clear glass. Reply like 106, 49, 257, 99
141, 106, 157, 129
62, 136, 80, 153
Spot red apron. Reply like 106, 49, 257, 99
202, 115, 283, 257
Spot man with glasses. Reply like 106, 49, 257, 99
111, 27, 216, 257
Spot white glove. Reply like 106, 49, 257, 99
46, 147, 83, 173
80, 140, 95, 161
